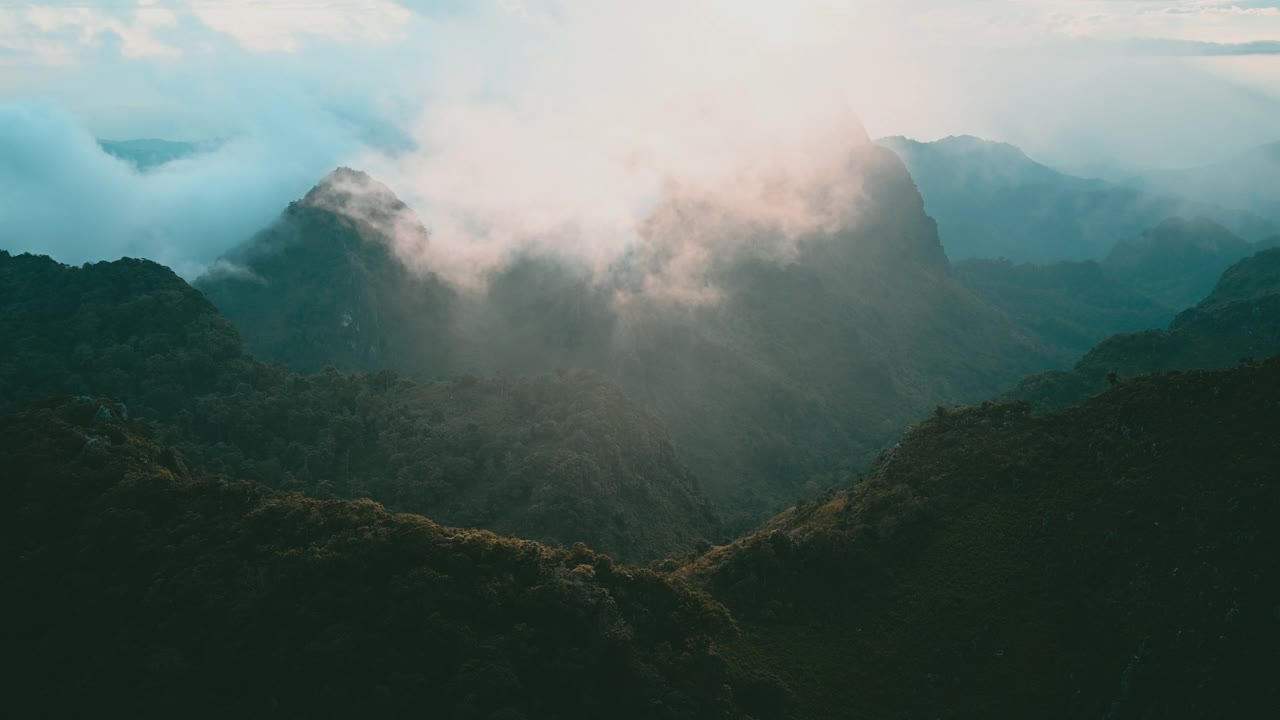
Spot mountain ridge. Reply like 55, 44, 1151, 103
876, 134, 1279, 262
197, 149, 1057, 528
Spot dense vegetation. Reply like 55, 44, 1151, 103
878, 135, 1277, 262
0, 398, 743, 719
199, 149, 1055, 530
1009, 247, 1280, 411
681, 359, 1280, 719
0, 250, 719, 561
954, 257, 1174, 359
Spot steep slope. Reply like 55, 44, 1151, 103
197, 168, 457, 377
683, 360, 1280, 719
0, 251, 719, 561
0, 398, 742, 719
1008, 247, 1280, 411
596, 146, 1048, 525
1103, 216, 1260, 308
954, 257, 1175, 359
877, 135, 1278, 262
200, 148, 1054, 529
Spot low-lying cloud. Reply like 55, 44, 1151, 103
0, 104, 365, 277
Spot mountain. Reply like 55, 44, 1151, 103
1008, 247, 1280, 411
1103, 216, 1266, 308
98, 138, 218, 171
0, 398, 743, 719
681, 358, 1280, 719
197, 168, 457, 377
1197, 244, 1280, 308
954, 257, 1176, 360
199, 148, 1057, 529
877, 135, 1278, 262
0, 250, 719, 561
1135, 141, 1280, 224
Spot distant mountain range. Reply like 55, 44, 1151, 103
98, 138, 220, 170
877, 135, 1279, 263
1130, 141, 1280, 225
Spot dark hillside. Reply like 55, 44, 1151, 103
197, 168, 457, 377
0, 251, 718, 561
1009, 247, 1280, 411
0, 398, 741, 719
954, 257, 1174, 359
683, 359, 1280, 719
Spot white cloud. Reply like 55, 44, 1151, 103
189, 0, 413, 52
0, 1, 181, 63
0, 0, 415, 63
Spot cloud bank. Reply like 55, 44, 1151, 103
0, 104, 365, 276
352, 1, 876, 297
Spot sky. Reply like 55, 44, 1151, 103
1, 0, 1279, 275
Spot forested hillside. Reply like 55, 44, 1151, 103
682, 359, 1280, 719
0, 251, 718, 561
954, 257, 1175, 359
1009, 247, 1280, 411
0, 398, 742, 719
197, 168, 458, 377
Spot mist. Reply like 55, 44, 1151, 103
3, 0, 1280, 283
342, 1, 879, 298
0, 104, 367, 277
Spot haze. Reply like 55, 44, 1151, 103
2, 0, 1279, 276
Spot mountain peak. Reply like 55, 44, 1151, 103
300, 166, 408, 215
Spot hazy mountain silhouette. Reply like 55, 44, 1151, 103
1133, 141, 1280, 224
1103, 216, 1274, 308
877, 135, 1278, 262
98, 138, 219, 171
